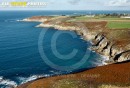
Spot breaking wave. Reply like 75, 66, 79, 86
0, 76, 17, 88
0, 70, 65, 88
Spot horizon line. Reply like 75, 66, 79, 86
1, 9, 130, 11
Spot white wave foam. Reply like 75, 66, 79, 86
18, 75, 45, 84
0, 71, 63, 87
0, 75, 45, 87
101, 55, 109, 65
0, 76, 17, 87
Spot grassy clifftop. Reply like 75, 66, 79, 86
18, 62, 130, 88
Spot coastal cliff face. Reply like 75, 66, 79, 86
22, 16, 130, 64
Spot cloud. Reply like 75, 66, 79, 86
105, 0, 130, 6
68, 0, 81, 5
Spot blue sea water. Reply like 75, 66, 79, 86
0, 10, 130, 87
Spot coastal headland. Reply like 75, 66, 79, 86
18, 14, 130, 88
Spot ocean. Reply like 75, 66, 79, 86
0, 10, 130, 87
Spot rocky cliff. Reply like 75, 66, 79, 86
22, 16, 130, 64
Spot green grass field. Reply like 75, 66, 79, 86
107, 22, 130, 29
68, 15, 130, 29
68, 16, 130, 21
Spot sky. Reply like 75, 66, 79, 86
0, 0, 130, 10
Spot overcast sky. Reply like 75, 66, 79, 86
0, 0, 130, 10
